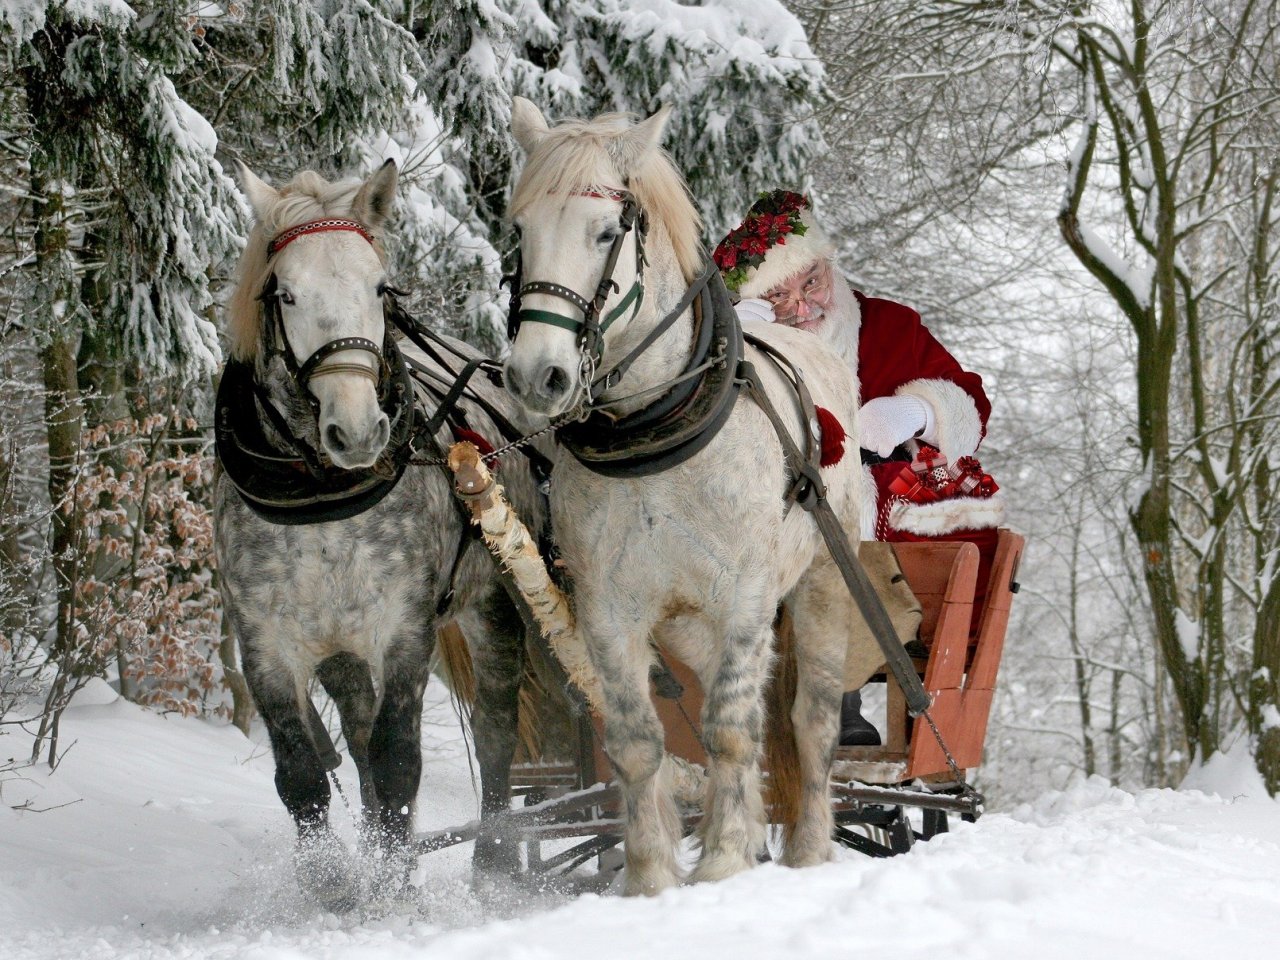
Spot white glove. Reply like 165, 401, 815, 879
734, 298, 777, 325
859, 395, 935, 457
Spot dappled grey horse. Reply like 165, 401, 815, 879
214, 161, 543, 909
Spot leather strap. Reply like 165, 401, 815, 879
557, 269, 742, 477
738, 338, 932, 716
267, 218, 375, 256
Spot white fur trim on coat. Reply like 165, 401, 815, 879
893, 378, 984, 462
736, 210, 836, 300
888, 492, 1006, 536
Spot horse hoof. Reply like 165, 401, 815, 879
688, 850, 754, 884
621, 865, 681, 896
370, 846, 419, 904
295, 833, 361, 912
473, 833, 521, 878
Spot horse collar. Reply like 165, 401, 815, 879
214, 325, 416, 525
556, 269, 744, 478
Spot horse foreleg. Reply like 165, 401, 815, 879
367, 646, 431, 888
315, 652, 379, 829
241, 645, 358, 911
594, 630, 681, 896
689, 622, 772, 884
459, 587, 526, 876
780, 565, 847, 867
240, 649, 332, 830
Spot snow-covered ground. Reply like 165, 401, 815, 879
3, 680, 1278, 960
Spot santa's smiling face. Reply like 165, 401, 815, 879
762, 258, 835, 332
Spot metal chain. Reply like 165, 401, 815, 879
920, 705, 984, 808
408, 407, 576, 468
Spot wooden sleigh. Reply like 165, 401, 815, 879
420, 527, 1025, 878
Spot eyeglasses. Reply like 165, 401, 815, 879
763, 263, 832, 320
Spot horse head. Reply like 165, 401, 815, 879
504, 97, 703, 417
229, 161, 399, 470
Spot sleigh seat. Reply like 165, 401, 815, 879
832, 528, 1024, 785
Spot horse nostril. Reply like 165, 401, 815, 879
505, 365, 527, 398
541, 365, 570, 399
324, 423, 348, 453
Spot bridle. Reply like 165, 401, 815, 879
259, 217, 391, 409
506, 188, 649, 396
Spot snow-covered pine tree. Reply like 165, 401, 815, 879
6, 2, 242, 383
1, 1, 245, 671
390, 0, 825, 351
181, 1, 422, 173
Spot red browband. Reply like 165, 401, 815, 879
267, 218, 376, 256
575, 188, 629, 202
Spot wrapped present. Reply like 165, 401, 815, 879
878, 442, 1004, 540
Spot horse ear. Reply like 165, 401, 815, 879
352, 159, 398, 231
234, 160, 279, 223
610, 103, 672, 175
511, 96, 550, 153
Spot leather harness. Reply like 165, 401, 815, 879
214, 218, 550, 616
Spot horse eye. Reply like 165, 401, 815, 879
597, 228, 619, 245
279, 289, 295, 306
376, 281, 387, 297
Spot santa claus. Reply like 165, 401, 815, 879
715, 190, 1005, 745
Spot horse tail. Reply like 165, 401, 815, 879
434, 621, 477, 710
514, 664, 545, 760
763, 605, 803, 845
434, 620, 542, 761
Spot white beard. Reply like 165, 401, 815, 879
814, 278, 861, 371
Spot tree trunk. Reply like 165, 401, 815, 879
27, 34, 86, 670
1108, 669, 1123, 785
1252, 585, 1280, 794
0, 437, 22, 634
1066, 514, 1096, 776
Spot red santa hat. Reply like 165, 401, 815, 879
714, 190, 836, 299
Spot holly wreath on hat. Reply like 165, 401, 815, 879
713, 190, 837, 300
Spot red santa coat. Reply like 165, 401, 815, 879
853, 291, 1002, 619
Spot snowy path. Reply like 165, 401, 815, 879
2, 682, 1278, 960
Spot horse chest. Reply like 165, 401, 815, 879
551, 461, 780, 596
217, 501, 427, 663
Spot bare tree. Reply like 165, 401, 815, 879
799, 0, 1280, 791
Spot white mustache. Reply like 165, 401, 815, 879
781, 309, 824, 326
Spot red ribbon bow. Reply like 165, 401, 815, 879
886, 444, 999, 506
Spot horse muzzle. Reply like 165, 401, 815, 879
317, 380, 391, 470
504, 355, 577, 416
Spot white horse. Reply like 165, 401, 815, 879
503, 98, 877, 894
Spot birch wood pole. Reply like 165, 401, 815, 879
446, 441, 704, 802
